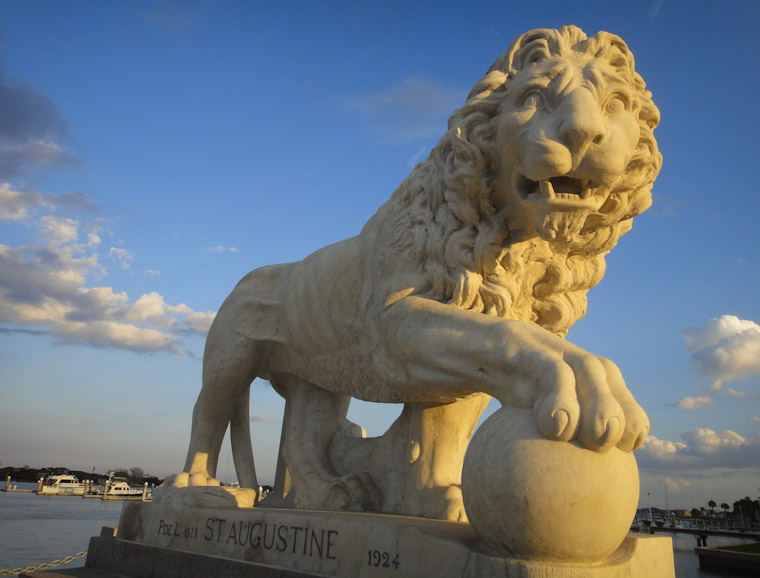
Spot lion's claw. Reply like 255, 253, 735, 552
594, 416, 623, 453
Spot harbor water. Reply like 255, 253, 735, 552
1, 482, 122, 571
0, 482, 755, 575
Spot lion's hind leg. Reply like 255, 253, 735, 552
274, 375, 383, 512
157, 292, 264, 507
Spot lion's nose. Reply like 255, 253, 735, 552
558, 90, 607, 153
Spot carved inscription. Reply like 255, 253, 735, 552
368, 549, 400, 570
156, 517, 338, 561
154, 515, 402, 570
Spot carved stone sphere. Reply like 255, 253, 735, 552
462, 406, 639, 563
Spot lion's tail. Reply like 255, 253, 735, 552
229, 387, 259, 493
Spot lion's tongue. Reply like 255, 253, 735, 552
550, 177, 583, 195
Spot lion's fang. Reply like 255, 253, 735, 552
538, 180, 554, 199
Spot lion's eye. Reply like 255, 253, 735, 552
604, 95, 628, 115
519, 91, 544, 109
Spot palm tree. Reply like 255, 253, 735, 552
721, 502, 729, 514
708, 499, 716, 513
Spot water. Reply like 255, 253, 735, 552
1, 483, 755, 576
1, 482, 123, 571
668, 532, 755, 578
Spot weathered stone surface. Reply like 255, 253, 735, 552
462, 407, 640, 562
108, 502, 674, 578
152, 24, 665, 571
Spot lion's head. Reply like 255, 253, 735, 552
390, 26, 661, 336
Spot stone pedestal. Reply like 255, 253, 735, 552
81, 502, 675, 578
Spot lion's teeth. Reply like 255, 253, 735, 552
539, 180, 554, 199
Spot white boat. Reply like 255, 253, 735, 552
101, 472, 148, 500
105, 479, 142, 497
37, 474, 88, 496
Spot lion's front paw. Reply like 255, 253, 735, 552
532, 354, 649, 453
162, 471, 223, 489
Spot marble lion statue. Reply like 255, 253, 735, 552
157, 25, 661, 521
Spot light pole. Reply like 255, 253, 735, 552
647, 491, 653, 522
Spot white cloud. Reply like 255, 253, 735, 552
0, 183, 47, 220
0, 183, 101, 225
0, 188, 215, 355
681, 429, 747, 455
663, 477, 692, 492
674, 395, 714, 410
752, 416, 760, 426
250, 414, 271, 423
184, 311, 215, 333
107, 246, 134, 270
0, 71, 212, 356
680, 315, 760, 385
125, 292, 177, 327
67, 286, 129, 322
639, 436, 687, 459
168, 302, 193, 315
38, 215, 80, 246
57, 320, 182, 354
637, 429, 760, 474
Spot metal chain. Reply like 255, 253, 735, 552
0, 551, 87, 576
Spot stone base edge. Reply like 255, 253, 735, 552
93, 502, 675, 578
86, 533, 678, 578
86, 536, 314, 578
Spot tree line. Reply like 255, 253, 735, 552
0, 464, 163, 486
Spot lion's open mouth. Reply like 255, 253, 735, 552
515, 174, 606, 211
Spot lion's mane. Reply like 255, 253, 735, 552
389, 26, 661, 336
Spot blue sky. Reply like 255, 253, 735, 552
1, 0, 759, 512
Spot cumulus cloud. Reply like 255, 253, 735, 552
0, 183, 47, 220
184, 311, 216, 333
107, 246, 134, 270
674, 395, 714, 410
250, 414, 271, 423
57, 320, 182, 354
1, 184, 99, 224
345, 76, 467, 143
753, 416, 760, 426
0, 188, 214, 355
0, 69, 76, 179
673, 315, 760, 410
637, 429, 760, 473
680, 315, 760, 387
0, 70, 212, 356
681, 429, 748, 455
663, 477, 692, 492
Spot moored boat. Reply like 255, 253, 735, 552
101, 472, 151, 501
37, 474, 88, 496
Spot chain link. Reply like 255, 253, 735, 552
0, 551, 86, 575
